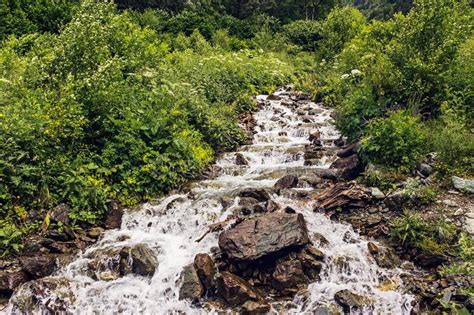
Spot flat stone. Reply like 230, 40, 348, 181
334, 290, 371, 312
371, 187, 385, 200
218, 213, 310, 261
443, 200, 458, 207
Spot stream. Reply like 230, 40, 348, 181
7, 87, 414, 314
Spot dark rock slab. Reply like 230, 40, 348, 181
274, 175, 299, 190
19, 254, 57, 279
179, 264, 204, 302
194, 253, 216, 290
238, 189, 271, 203
330, 154, 363, 181
414, 252, 447, 268
218, 213, 310, 261
337, 142, 360, 158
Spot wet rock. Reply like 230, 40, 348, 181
19, 254, 57, 279
367, 242, 379, 255
266, 200, 280, 213
239, 197, 259, 207
238, 189, 271, 203
274, 175, 299, 190
129, 244, 157, 276
267, 94, 282, 101
452, 176, 474, 193
0, 268, 29, 297
418, 163, 434, 177
271, 260, 307, 291
312, 233, 330, 247
337, 142, 360, 159
330, 154, 363, 181
194, 253, 216, 290
235, 153, 249, 166
414, 252, 447, 268
218, 213, 310, 261
216, 271, 267, 307
179, 264, 204, 302
296, 247, 324, 280
334, 290, 371, 312
309, 130, 321, 143
10, 277, 75, 313
334, 137, 346, 147
367, 243, 400, 268
105, 201, 123, 229
87, 243, 157, 278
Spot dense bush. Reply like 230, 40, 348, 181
0, 0, 294, 231
360, 111, 427, 171
283, 20, 322, 51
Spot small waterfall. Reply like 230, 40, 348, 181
7, 88, 413, 314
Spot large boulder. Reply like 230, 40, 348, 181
19, 254, 57, 279
194, 253, 216, 290
274, 175, 299, 190
87, 243, 157, 279
216, 271, 268, 308
334, 289, 372, 312
330, 154, 363, 181
179, 264, 204, 302
218, 213, 310, 261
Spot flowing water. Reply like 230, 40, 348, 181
7, 88, 414, 314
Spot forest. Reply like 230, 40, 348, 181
0, 0, 473, 313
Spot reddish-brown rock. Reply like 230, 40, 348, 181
218, 213, 310, 261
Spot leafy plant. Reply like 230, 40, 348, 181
0, 222, 23, 256
360, 111, 427, 171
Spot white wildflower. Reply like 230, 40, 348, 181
341, 74, 350, 79
351, 69, 363, 77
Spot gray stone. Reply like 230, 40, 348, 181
334, 290, 371, 312
371, 187, 385, 200
452, 176, 474, 194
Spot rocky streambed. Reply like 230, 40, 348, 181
3, 87, 419, 314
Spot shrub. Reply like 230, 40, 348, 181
360, 111, 427, 171
283, 20, 322, 51
390, 211, 456, 253
319, 6, 367, 60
